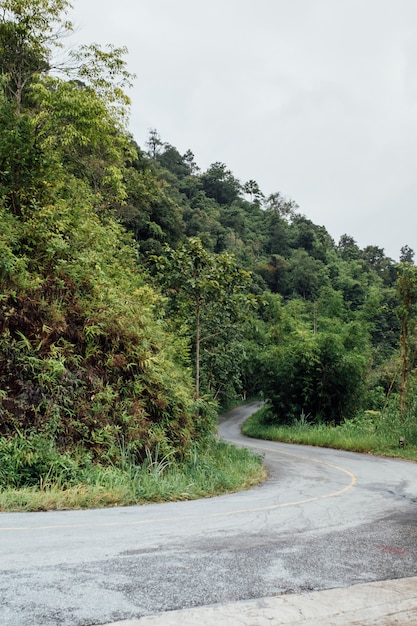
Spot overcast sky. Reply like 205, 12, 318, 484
68, 0, 417, 260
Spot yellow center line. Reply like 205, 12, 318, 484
211, 438, 358, 516
0, 441, 357, 532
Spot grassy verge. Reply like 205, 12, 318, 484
242, 405, 417, 462
0, 439, 266, 512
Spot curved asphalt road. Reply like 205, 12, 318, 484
1, 401, 417, 625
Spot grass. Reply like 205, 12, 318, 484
8, 399, 416, 513
242, 405, 417, 462
0, 439, 266, 512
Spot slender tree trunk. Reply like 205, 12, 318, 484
16, 71, 22, 114
399, 315, 408, 414
195, 302, 201, 399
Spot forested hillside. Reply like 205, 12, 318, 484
129, 130, 417, 427
1, 0, 417, 490
0, 0, 209, 473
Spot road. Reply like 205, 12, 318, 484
1, 401, 417, 625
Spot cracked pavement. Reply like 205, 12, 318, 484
1, 402, 417, 625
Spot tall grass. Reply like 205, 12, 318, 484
0, 436, 266, 512
242, 404, 417, 461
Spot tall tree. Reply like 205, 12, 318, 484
201, 162, 241, 205
0, 0, 135, 212
265, 192, 298, 219
146, 128, 163, 158
152, 237, 253, 400
396, 262, 417, 411
183, 149, 200, 175
243, 179, 264, 204
337, 234, 360, 261
0, 0, 71, 112
400, 245, 415, 264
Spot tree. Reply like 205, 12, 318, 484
260, 322, 369, 425
201, 162, 241, 205
287, 249, 328, 300
255, 254, 289, 295
0, 0, 203, 464
220, 202, 246, 238
396, 262, 417, 411
331, 259, 367, 310
183, 192, 224, 251
183, 149, 200, 176
265, 192, 298, 219
293, 216, 316, 253
0, 91, 53, 215
0, 0, 72, 112
400, 245, 415, 264
264, 196, 294, 256
146, 128, 163, 158
1, 1, 133, 117
156, 144, 189, 179
0, 0, 135, 212
152, 237, 253, 401
68, 41, 134, 126
32, 77, 135, 207
243, 179, 264, 204
337, 234, 360, 261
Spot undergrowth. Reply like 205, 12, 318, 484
0, 435, 265, 512
242, 404, 417, 461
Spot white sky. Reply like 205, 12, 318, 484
68, 0, 417, 260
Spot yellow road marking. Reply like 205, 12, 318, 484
215, 438, 357, 516
0, 441, 357, 532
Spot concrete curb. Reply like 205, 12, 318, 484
102, 577, 417, 625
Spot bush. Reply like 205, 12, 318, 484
260, 326, 369, 425
0, 432, 82, 489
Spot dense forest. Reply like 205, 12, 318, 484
137, 134, 415, 425
1, 0, 417, 480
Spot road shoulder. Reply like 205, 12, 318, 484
102, 577, 417, 626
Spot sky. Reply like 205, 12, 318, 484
67, 0, 417, 261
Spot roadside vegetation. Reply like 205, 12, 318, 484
2, 1, 417, 512
243, 404, 417, 462
0, 437, 265, 512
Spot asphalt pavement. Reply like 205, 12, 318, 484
2, 402, 417, 625
102, 576, 417, 625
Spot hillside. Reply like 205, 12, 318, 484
1, 1, 417, 496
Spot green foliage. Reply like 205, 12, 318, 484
120, 164, 185, 256
0, 0, 73, 110
243, 179, 264, 204
0, 94, 54, 214
1, 0, 415, 502
152, 237, 255, 401
260, 319, 370, 425
287, 249, 329, 300
1, 0, 135, 213
69, 41, 134, 126
243, 404, 417, 459
31, 77, 135, 206
0, 3, 207, 468
0, 430, 81, 488
0, 436, 265, 510
396, 262, 417, 410
0, 209, 202, 461
156, 143, 190, 179
201, 162, 241, 205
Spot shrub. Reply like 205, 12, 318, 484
260, 326, 369, 425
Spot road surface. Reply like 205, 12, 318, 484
1, 401, 417, 625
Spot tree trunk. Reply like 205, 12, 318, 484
399, 315, 408, 414
195, 302, 201, 400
